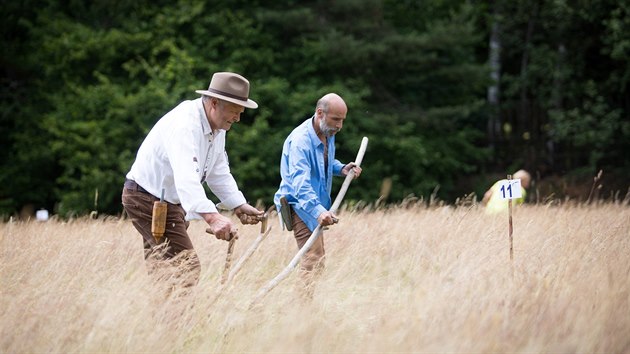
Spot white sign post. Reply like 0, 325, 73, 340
498, 175, 522, 260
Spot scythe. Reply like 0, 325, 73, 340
250, 137, 369, 308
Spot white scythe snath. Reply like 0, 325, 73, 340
250, 137, 369, 307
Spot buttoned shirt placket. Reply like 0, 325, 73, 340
201, 131, 213, 183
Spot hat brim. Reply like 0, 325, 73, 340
195, 90, 258, 109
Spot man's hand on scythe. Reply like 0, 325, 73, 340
341, 162, 362, 179
318, 211, 339, 226
203, 212, 238, 241
234, 203, 265, 225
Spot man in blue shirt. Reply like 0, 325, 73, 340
274, 93, 362, 293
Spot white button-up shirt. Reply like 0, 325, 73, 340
126, 98, 246, 220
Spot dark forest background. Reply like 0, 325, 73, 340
2, 0, 629, 218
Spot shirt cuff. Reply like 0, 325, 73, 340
216, 192, 247, 210
186, 200, 219, 220
333, 160, 344, 176
309, 204, 327, 221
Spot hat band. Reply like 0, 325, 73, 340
206, 87, 248, 102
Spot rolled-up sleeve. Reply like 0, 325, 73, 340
333, 160, 344, 176
205, 149, 246, 210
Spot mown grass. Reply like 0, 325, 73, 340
1, 203, 629, 353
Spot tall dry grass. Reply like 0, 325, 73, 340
1, 203, 629, 353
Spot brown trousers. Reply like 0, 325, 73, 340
291, 209, 325, 290
121, 186, 200, 289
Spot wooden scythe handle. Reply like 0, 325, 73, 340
205, 227, 238, 284
221, 237, 236, 284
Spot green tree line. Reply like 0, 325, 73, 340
1, 0, 628, 217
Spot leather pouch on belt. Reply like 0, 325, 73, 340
279, 196, 293, 231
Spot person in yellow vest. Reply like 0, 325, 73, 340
482, 170, 531, 214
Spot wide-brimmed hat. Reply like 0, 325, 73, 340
196, 72, 258, 109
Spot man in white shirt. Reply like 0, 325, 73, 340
122, 72, 263, 289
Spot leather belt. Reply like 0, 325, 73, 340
124, 179, 151, 195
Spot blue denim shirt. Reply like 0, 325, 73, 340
274, 117, 345, 231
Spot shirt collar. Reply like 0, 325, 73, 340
196, 98, 213, 136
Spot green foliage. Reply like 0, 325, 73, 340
2, 0, 628, 217
490, 0, 629, 179
549, 81, 624, 170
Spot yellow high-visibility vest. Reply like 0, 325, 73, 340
485, 179, 527, 214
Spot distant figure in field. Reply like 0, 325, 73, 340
482, 170, 531, 214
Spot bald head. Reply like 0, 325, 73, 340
514, 169, 531, 188
316, 93, 347, 115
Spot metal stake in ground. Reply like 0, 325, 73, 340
250, 137, 369, 308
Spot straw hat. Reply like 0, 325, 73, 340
195, 72, 258, 109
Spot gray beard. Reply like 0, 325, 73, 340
319, 118, 338, 137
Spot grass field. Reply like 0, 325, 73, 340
1, 202, 629, 353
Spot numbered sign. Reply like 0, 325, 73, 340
498, 179, 522, 199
